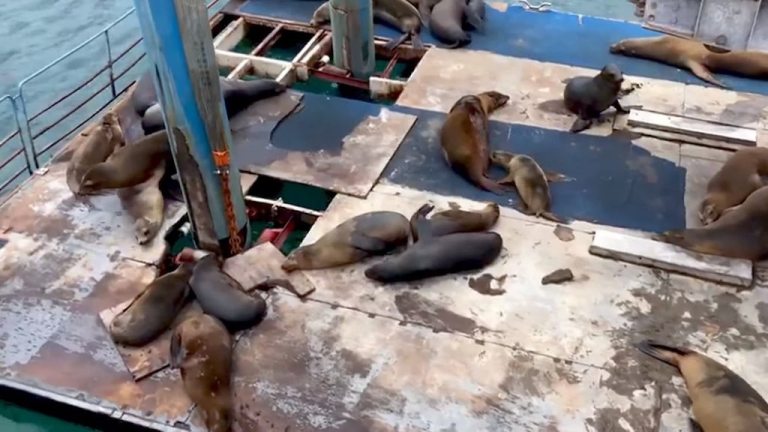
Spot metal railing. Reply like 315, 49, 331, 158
0, 0, 222, 200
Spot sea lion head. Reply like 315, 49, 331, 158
135, 216, 161, 245
281, 246, 313, 273
490, 150, 515, 166
598, 63, 624, 85
175, 247, 217, 265
477, 91, 510, 113
310, 3, 330, 27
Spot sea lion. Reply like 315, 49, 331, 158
636, 340, 768, 432
117, 160, 165, 245
374, 0, 425, 51
465, 0, 486, 32
440, 91, 510, 194
108, 262, 193, 347
365, 231, 503, 283
410, 202, 499, 242
281, 211, 410, 272
698, 147, 768, 226
609, 35, 768, 88
141, 77, 286, 134
78, 130, 170, 194
176, 248, 268, 332
170, 313, 233, 432
563, 63, 628, 133
66, 112, 124, 195
310, 2, 331, 27
655, 185, 768, 261
131, 72, 160, 117
490, 150, 566, 223
429, 0, 472, 48
407, 0, 441, 28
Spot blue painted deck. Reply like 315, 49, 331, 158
237, 0, 768, 95
268, 92, 686, 232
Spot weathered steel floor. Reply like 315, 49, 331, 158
2, 33, 768, 432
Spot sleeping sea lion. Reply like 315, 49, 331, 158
365, 231, 503, 283
117, 161, 165, 245
655, 185, 768, 261
490, 150, 567, 223
698, 147, 768, 226
109, 262, 193, 347
440, 91, 510, 194
66, 112, 124, 195
637, 340, 768, 432
429, 0, 472, 48
563, 63, 628, 133
170, 313, 233, 432
282, 211, 410, 272
609, 35, 768, 88
176, 248, 267, 332
78, 130, 170, 194
410, 202, 499, 242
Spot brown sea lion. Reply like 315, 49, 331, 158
78, 129, 170, 194
364, 231, 503, 283
410, 202, 499, 242
440, 91, 510, 194
66, 112, 124, 195
637, 340, 768, 432
609, 35, 768, 88
282, 211, 411, 272
655, 185, 768, 261
698, 147, 768, 226
490, 150, 567, 223
176, 248, 267, 332
563, 63, 628, 133
109, 262, 193, 347
117, 161, 166, 246
170, 313, 233, 432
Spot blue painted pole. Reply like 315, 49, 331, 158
329, 0, 376, 79
132, 0, 251, 257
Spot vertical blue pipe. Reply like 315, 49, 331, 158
132, 0, 251, 256
329, 0, 376, 78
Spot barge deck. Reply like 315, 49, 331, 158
1, 1, 768, 431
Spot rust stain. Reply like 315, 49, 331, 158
394, 291, 494, 335
468, 273, 507, 296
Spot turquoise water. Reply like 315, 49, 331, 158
0, 1, 637, 430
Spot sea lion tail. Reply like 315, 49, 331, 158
707, 51, 767, 81
636, 339, 692, 368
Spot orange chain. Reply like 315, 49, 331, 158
213, 150, 243, 255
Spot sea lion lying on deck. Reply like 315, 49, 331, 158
637, 340, 768, 432
655, 185, 768, 261
66, 112, 124, 195
698, 147, 768, 226
609, 35, 768, 88
429, 0, 472, 48
563, 63, 628, 133
282, 211, 411, 272
409, 202, 499, 242
117, 160, 166, 245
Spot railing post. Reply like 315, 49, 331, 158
132, 0, 251, 257
329, 0, 376, 79
15, 90, 39, 170
104, 31, 117, 98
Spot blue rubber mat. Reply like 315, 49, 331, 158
385, 107, 686, 233
237, 0, 768, 95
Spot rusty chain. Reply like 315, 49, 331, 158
213, 150, 243, 255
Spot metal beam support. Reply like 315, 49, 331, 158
132, 0, 251, 257
329, 0, 376, 79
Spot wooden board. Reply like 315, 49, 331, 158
223, 241, 316, 297
589, 229, 753, 287
626, 109, 758, 147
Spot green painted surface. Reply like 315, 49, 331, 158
0, 400, 96, 432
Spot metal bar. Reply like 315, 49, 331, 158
746, 0, 764, 48
692, 0, 707, 39
0, 95, 34, 175
0, 166, 28, 194
28, 65, 109, 123
0, 130, 19, 150
329, 0, 376, 78
381, 53, 400, 78
114, 53, 147, 81
113, 38, 142, 63
0, 147, 23, 172
310, 67, 369, 89
32, 80, 111, 142
244, 195, 324, 217
104, 31, 117, 98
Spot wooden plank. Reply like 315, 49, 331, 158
589, 229, 753, 287
223, 242, 317, 297
627, 109, 757, 146
212, 16, 246, 51
628, 125, 744, 152
370, 76, 405, 100
215, 50, 290, 78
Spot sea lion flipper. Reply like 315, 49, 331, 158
612, 100, 630, 114
410, 33, 425, 50
569, 118, 592, 133
688, 418, 704, 432
385, 32, 410, 52
686, 60, 727, 88
498, 174, 516, 185
544, 171, 569, 183
635, 339, 689, 367
169, 328, 184, 369
542, 212, 568, 224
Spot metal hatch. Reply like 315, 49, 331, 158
643, 0, 768, 52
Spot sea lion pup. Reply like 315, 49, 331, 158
636, 340, 768, 432
698, 147, 768, 226
655, 185, 768, 261
609, 35, 768, 88
176, 248, 267, 332
410, 202, 499, 242
440, 91, 510, 194
78, 130, 170, 194
563, 63, 628, 133
117, 161, 165, 245
109, 262, 193, 347
170, 313, 233, 432
281, 211, 411, 272
490, 150, 567, 223
373, 0, 424, 51
364, 231, 503, 283
66, 112, 124, 195
429, 0, 472, 48
465, 0, 486, 32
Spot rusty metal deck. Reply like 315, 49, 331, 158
1, 25, 768, 432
